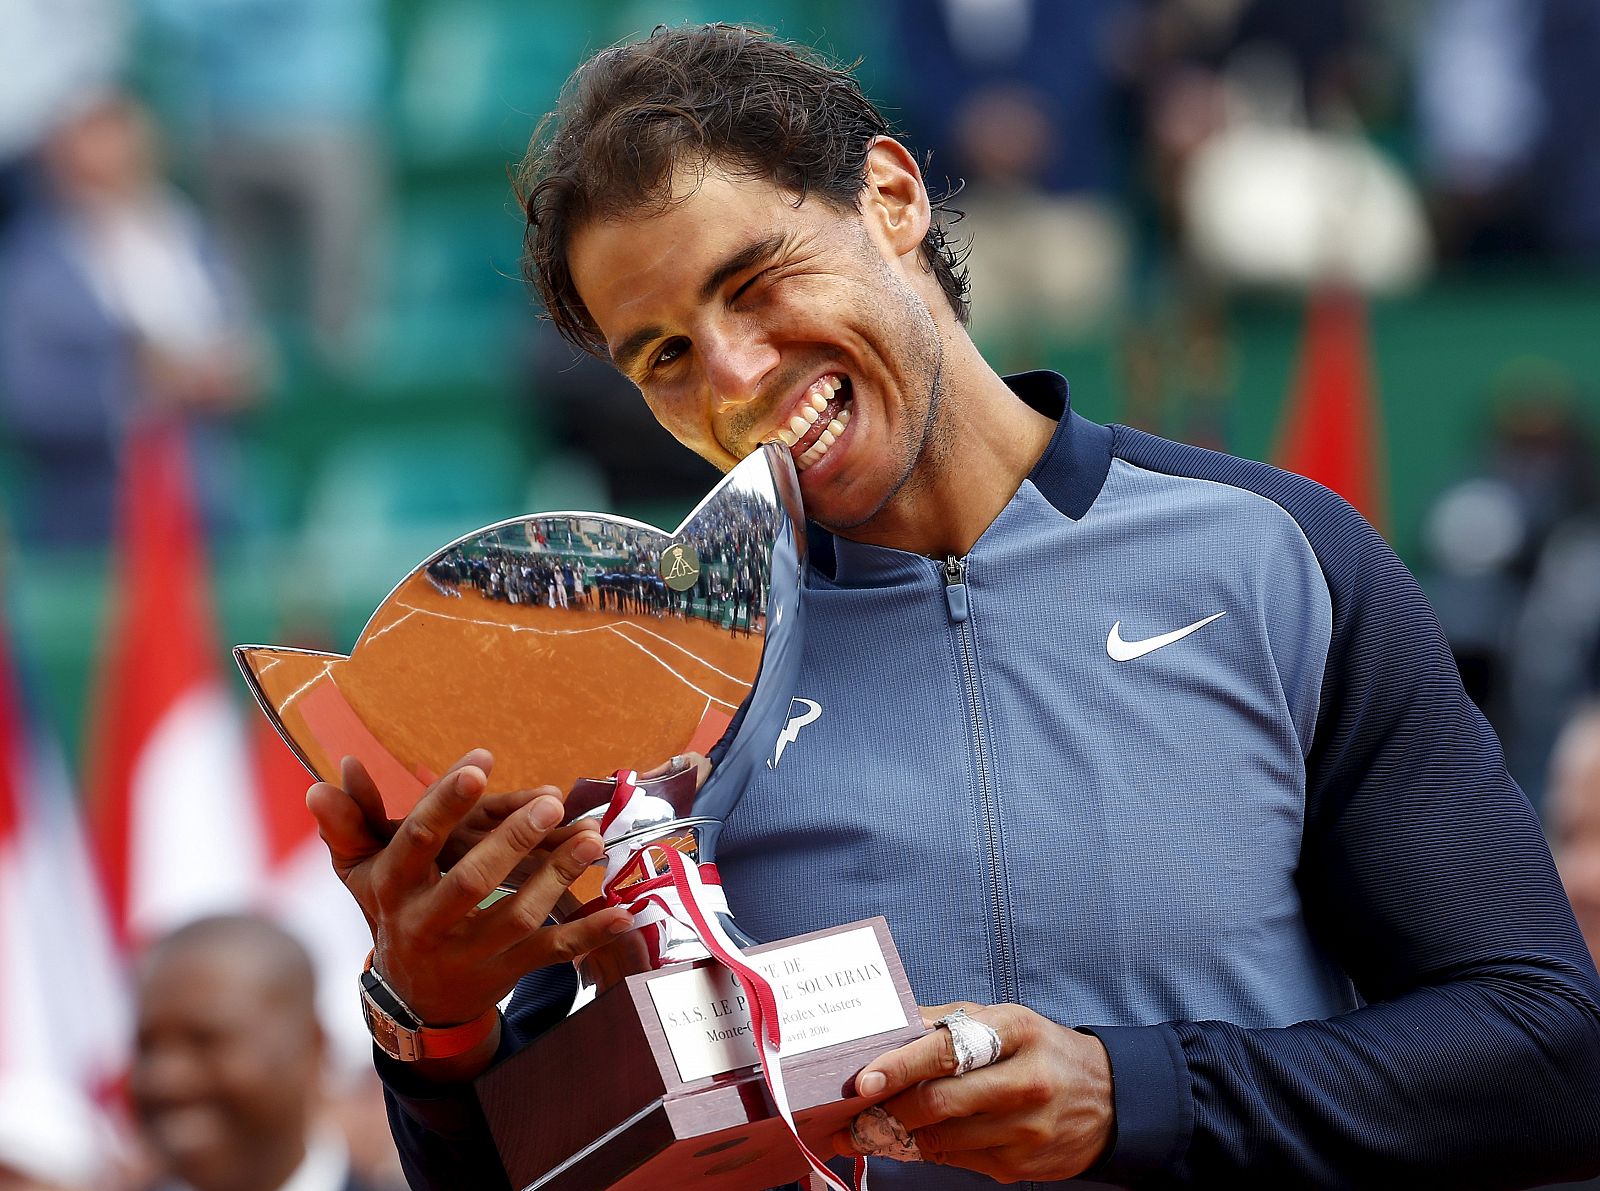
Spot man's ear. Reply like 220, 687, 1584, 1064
861, 137, 931, 259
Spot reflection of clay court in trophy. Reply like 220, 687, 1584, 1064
235, 442, 807, 833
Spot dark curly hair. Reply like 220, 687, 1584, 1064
515, 23, 969, 357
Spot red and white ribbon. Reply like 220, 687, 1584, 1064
599, 770, 866, 1191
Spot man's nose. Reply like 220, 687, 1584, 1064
701, 323, 779, 411
131, 1042, 205, 1108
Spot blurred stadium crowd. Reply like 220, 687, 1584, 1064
0, 0, 1598, 1187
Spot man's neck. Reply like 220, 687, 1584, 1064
837, 334, 1056, 559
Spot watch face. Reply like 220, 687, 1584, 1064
361, 984, 416, 1061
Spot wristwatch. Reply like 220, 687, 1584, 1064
359, 951, 498, 1062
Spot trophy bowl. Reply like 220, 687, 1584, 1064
235, 440, 807, 869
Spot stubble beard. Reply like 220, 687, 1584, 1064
711, 239, 954, 532
817, 307, 948, 536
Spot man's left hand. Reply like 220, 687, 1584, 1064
833, 1001, 1115, 1183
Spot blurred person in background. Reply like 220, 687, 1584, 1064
131, 915, 387, 1191
1415, 0, 1544, 258
1131, 0, 1378, 267
1420, 365, 1596, 778
1417, 0, 1600, 264
137, 0, 388, 371
1116, 0, 1431, 444
1134, 0, 1373, 190
1507, 505, 1600, 805
1418, 366, 1600, 805
1551, 704, 1600, 967
886, 0, 1133, 369
0, 0, 125, 236
0, 92, 261, 549
1544, 704, 1600, 1191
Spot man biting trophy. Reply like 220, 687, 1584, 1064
292, 23, 1600, 1191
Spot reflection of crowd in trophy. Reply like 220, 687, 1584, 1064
426, 546, 583, 610
422, 491, 779, 636
674, 490, 779, 638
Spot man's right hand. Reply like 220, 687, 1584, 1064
306, 748, 635, 1080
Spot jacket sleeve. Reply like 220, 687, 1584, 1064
1088, 448, 1600, 1188
380, 964, 577, 1190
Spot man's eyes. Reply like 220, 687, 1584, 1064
646, 269, 776, 373
732, 268, 774, 303
652, 338, 689, 369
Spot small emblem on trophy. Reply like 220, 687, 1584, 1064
660, 543, 701, 591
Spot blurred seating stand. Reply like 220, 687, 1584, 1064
298, 425, 528, 640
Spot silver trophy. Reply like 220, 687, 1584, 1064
237, 442, 806, 974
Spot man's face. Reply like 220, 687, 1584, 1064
130, 946, 319, 1191
566, 154, 948, 536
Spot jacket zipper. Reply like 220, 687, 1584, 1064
943, 555, 1018, 1007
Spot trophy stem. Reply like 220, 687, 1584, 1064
576, 813, 758, 992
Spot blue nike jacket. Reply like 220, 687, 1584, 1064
380, 372, 1600, 1189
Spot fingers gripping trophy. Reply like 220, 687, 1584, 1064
237, 444, 925, 1191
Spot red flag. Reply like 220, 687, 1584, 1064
252, 717, 319, 870
1275, 288, 1387, 530
86, 424, 377, 1067
0, 599, 127, 1096
87, 422, 264, 948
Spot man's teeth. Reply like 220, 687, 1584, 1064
771, 376, 849, 463
797, 407, 850, 471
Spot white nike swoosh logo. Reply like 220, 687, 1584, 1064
1106, 611, 1226, 661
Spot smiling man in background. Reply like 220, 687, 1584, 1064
131, 916, 376, 1191
307, 24, 1600, 1190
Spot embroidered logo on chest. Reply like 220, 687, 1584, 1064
1106, 611, 1226, 661
769, 697, 822, 769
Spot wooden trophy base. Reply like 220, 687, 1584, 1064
477, 917, 923, 1191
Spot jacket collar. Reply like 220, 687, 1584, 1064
815, 370, 1115, 585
